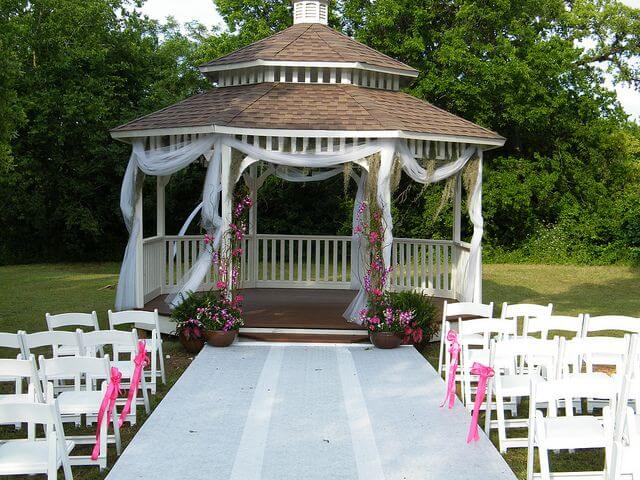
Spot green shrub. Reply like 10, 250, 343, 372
170, 290, 219, 325
386, 290, 438, 345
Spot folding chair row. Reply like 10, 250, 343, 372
0, 308, 166, 394
527, 334, 640, 480
11, 329, 151, 424
487, 335, 631, 454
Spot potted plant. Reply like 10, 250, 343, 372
361, 305, 415, 349
170, 290, 213, 353
196, 293, 244, 347
387, 290, 437, 349
175, 318, 205, 353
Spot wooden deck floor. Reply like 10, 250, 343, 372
143, 288, 445, 343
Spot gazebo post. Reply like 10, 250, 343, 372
474, 151, 483, 302
220, 144, 233, 290
134, 183, 144, 308
156, 176, 167, 237
247, 163, 258, 287
452, 172, 462, 299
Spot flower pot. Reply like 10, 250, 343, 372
204, 329, 238, 347
370, 332, 403, 349
179, 331, 205, 354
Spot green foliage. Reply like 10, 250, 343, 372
386, 290, 438, 342
1, 0, 640, 266
170, 290, 217, 325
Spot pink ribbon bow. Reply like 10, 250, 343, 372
466, 362, 494, 443
441, 330, 461, 409
91, 367, 122, 460
118, 341, 149, 427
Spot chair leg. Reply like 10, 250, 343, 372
158, 340, 167, 385
140, 373, 151, 414
538, 444, 551, 480
496, 392, 508, 453
438, 318, 446, 375
112, 408, 122, 455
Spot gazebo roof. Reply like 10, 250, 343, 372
199, 23, 418, 76
111, 83, 504, 144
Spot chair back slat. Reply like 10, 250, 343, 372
109, 309, 159, 329
443, 302, 494, 320
584, 315, 640, 336
526, 314, 584, 339
46, 311, 99, 330
0, 332, 22, 349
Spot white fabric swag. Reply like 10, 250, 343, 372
115, 134, 482, 321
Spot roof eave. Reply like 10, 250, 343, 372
198, 59, 419, 78
110, 125, 505, 148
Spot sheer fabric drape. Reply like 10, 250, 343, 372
115, 135, 483, 320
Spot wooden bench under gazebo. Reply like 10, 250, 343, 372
109, 0, 505, 341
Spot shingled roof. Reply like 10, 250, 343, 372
111, 83, 503, 142
199, 23, 418, 76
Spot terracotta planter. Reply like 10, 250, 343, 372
204, 329, 238, 347
179, 331, 205, 354
370, 332, 403, 349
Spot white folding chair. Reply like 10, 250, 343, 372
39, 355, 121, 469
606, 335, 640, 480
0, 397, 74, 480
0, 332, 28, 401
437, 301, 494, 375
108, 309, 166, 393
486, 337, 562, 453
527, 372, 616, 480
46, 311, 100, 357
19, 330, 80, 361
0, 355, 44, 402
563, 336, 629, 414
458, 318, 517, 411
78, 329, 150, 424
524, 314, 584, 340
501, 303, 553, 337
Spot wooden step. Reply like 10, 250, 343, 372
239, 327, 370, 344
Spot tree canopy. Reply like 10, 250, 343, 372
0, 0, 639, 265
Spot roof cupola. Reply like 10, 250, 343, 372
293, 0, 329, 25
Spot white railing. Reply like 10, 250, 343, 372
142, 234, 471, 302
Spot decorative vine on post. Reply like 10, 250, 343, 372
199, 191, 252, 332
355, 200, 417, 339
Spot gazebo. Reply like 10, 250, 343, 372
110, 0, 505, 338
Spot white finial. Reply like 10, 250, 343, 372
293, 0, 329, 25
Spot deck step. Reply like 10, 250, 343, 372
239, 327, 370, 344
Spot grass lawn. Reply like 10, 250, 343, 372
0, 261, 638, 479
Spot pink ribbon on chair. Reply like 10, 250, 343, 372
91, 367, 122, 461
118, 341, 149, 427
466, 362, 494, 443
441, 330, 461, 409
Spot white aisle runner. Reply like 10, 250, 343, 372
106, 344, 515, 480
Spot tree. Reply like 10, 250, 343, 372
0, 0, 208, 263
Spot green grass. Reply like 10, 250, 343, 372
1, 261, 639, 479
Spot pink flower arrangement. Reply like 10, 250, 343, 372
355, 200, 416, 336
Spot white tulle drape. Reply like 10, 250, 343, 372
115, 135, 217, 311
115, 134, 483, 318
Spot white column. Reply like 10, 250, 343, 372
134, 183, 144, 308
156, 176, 167, 237
248, 163, 258, 287
474, 151, 483, 302
220, 144, 233, 291
452, 172, 462, 299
